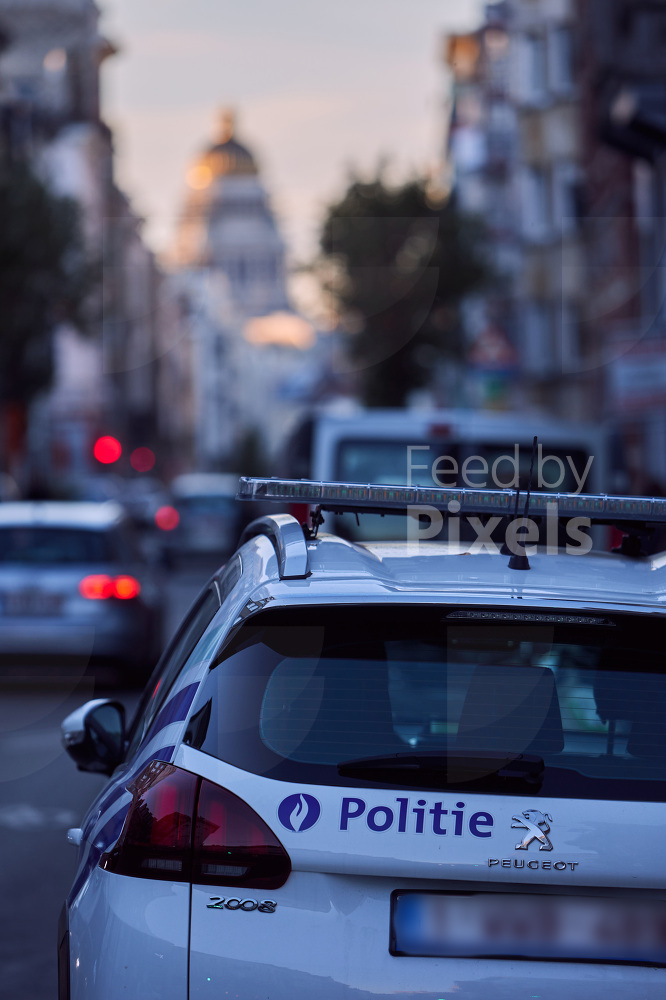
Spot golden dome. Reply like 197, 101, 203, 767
186, 109, 258, 190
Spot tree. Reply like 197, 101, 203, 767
317, 175, 489, 406
0, 161, 94, 467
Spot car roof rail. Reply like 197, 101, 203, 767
239, 514, 310, 579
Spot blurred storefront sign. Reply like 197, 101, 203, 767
609, 339, 666, 413
467, 323, 518, 410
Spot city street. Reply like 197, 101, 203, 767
0, 559, 218, 1000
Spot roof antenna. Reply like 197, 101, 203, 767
508, 435, 537, 571
500, 481, 521, 556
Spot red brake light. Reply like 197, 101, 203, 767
194, 778, 290, 890
93, 435, 122, 464
79, 575, 141, 600
101, 762, 291, 890
79, 574, 114, 599
155, 505, 180, 531
102, 763, 197, 879
113, 575, 141, 600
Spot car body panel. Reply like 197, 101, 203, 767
176, 747, 666, 889
62, 522, 666, 998
69, 869, 188, 1000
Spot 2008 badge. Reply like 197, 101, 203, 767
207, 897, 277, 912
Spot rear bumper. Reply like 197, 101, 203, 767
188, 874, 666, 1000
65, 868, 666, 1000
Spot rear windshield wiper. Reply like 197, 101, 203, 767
337, 750, 544, 792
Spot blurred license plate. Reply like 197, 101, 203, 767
5, 590, 62, 616
391, 891, 666, 963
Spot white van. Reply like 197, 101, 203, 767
292, 409, 609, 541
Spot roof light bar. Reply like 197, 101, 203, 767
237, 477, 666, 524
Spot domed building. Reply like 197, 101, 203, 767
172, 110, 320, 471
175, 110, 289, 317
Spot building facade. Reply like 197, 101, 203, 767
172, 111, 318, 471
445, 0, 666, 486
0, 0, 177, 488
446, 0, 586, 418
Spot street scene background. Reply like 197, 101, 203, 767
0, 0, 665, 996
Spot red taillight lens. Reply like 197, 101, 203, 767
101, 762, 291, 890
112, 575, 141, 600
194, 778, 290, 890
155, 505, 180, 531
102, 763, 197, 879
79, 574, 114, 599
79, 575, 141, 600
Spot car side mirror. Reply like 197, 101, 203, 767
61, 699, 126, 775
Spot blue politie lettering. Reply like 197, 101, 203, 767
367, 805, 393, 831
339, 796, 494, 837
340, 797, 366, 830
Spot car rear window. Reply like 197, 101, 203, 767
0, 527, 111, 564
184, 606, 666, 801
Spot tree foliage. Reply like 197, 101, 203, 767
318, 175, 490, 406
0, 161, 94, 405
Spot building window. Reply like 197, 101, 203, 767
521, 34, 547, 104
552, 162, 581, 235
521, 166, 551, 242
548, 25, 575, 95
558, 301, 580, 373
523, 300, 553, 375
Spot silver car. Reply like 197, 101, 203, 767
0, 501, 163, 684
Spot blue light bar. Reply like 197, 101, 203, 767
237, 477, 666, 524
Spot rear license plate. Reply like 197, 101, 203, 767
391, 891, 666, 963
4, 590, 63, 616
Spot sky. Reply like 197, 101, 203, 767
100, 0, 485, 307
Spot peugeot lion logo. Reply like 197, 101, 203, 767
278, 793, 321, 832
511, 809, 553, 851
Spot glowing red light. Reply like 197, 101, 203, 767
79, 574, 114, 599
79, 574, 141, 600
93, 436, 122, 464
155, 505, 180, 531
113, 575, 141, 600
130, 447, 156, 473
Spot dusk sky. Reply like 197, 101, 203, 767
100, 0, 484, 299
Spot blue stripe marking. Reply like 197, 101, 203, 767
68, 745, 176, 907
68, 808, 127, 907
144, 683, 199, 745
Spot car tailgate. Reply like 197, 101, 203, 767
180, 747, 666, 1000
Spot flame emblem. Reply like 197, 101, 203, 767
277, 793, 321, 832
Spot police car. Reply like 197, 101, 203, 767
59, 477, 666, 999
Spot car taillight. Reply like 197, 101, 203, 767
113, 575, 141, 600
79, 574, 114, 599
101, 762, 291, 890
155, 505, 180, 531
79, 575, 141, 600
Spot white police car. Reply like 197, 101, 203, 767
59, 477, 666, 999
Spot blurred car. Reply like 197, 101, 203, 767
160, 473, 243, 563
59, 475, 666, 999
120, 477, 173, 529
64, 473, 126, 504
0, 501, 163, 683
